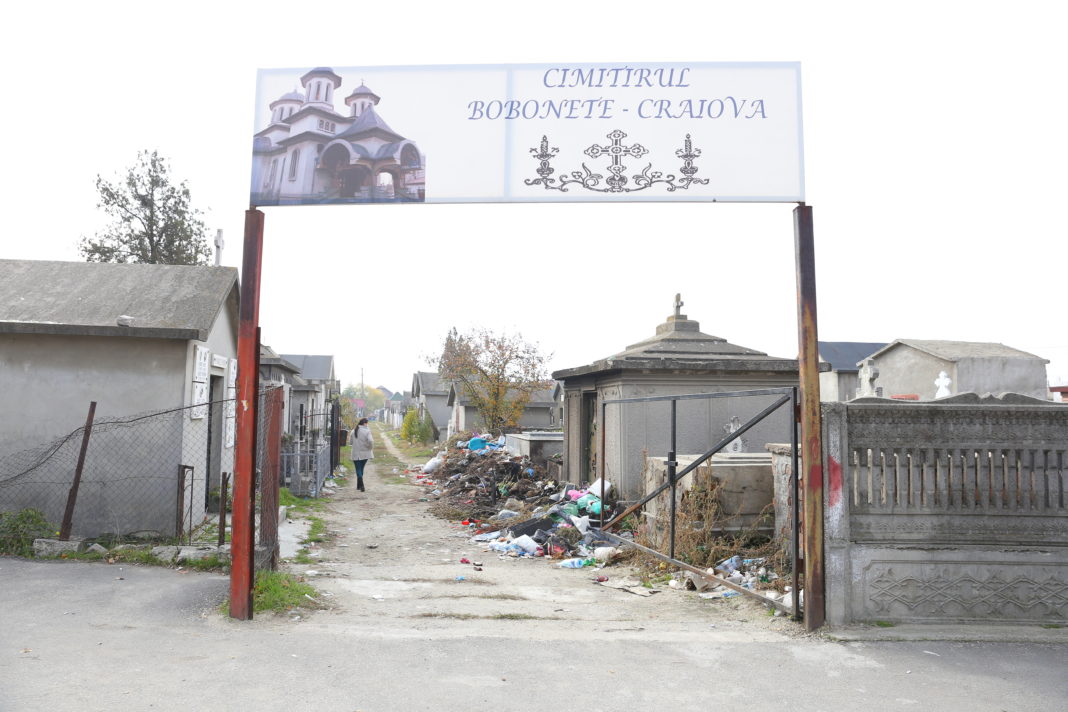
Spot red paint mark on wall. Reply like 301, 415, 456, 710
828, 456, 842, 508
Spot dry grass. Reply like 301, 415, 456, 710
634, 477, 789, 579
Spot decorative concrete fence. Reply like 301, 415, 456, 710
822, 393, 1068, 625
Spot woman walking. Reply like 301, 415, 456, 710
351, 417, 374, 492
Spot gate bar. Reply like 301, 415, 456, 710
602, 394, 791, 530
598, 531, 795, 615
790, 386, 801, 621
668, 399, 677, 560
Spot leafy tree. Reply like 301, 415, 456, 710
78, 150, 212, 265
417, 412, 435, 444
436, 327, 551, 432
341, 384, 384, 426
400, 408, 419, 443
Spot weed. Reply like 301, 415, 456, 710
291, 549, 316, 565
303, 516, 327, 544
1040, 623, 1064, 629
181, 555, 229, 572
873, 620, 896, 628
221, 571, 319, 615
0, 508, 57, 557
279, 488, 326, 514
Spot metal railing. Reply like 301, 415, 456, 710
596, 387, 801, 618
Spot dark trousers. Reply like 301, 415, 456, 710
353, 459, 368, 479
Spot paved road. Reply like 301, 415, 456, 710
3, 445, 1066, 712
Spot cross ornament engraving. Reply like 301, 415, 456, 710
585, 129, 648, 176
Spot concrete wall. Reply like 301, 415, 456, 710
517, 405, 555, 430
821, 394, 1068, 625
872, 345, 1048, 400
820, 371, 859, 402
869, 347, 954, 399
0, 333, 187, 452
956, 357, 1048, 399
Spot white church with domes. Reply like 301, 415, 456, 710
251, 67, 425, 205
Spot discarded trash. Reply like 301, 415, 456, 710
460, 557, 471, 564
366, 544, 379, 549
455, 575, 466, 581
558, 557, 595, 568
716, 555, 742, 574
511, 535, 540, 555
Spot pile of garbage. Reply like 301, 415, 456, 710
415, 433, 617, 562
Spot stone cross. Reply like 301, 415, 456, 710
856, 358, 882, 398
674, 293, 684, 318
934, 371, 953, 399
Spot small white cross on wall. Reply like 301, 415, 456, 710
934, 371, 952, 398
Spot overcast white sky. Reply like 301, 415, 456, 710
3, 1, 1065, 393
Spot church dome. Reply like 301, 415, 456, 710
347, 83, 380, 104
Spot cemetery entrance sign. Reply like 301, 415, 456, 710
251, 62, 803, 205
234, 62, 824, 631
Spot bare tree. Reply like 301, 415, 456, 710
436, 327, 551, 432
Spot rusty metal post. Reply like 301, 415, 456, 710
794, 204, 825, 630
217, 473, 229, 546
259, 386, 284, 568
59, 401, 96, 541
229, 208, 264, 620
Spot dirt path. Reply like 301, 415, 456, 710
284, 426, 799, 642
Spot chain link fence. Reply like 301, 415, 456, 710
0, 387, 286, 559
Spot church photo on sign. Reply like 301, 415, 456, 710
251, 67, 426, 206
